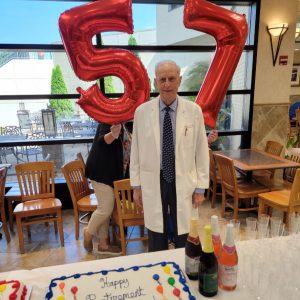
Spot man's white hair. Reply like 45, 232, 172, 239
155, 60, 181, 76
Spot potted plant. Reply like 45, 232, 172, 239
285, 131, 299, 158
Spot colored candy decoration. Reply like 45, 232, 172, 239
173, 288, 181, 297
168, 277, 175, 286
153, 274, 159, 281
163, 266, 171, 274
0, 284, 6, 292
59, 282, 65, 294
56, 296, 65, 300
71, 286, 78, 300
156, 285, 164, 294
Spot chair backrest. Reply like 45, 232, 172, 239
2, 126, 22, 136
265, 141, 283, 157
289, 168, 300, 207
76, 152, 85, 167
214, 154, 238, 196
62, 159, 90, 205
283, 154, 300, 182
296, 108, 300, 128
15, 161, 55, 201
0, 167, 7, 212
113, 179, 144, 221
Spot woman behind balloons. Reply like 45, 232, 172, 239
83, 123, 126, 255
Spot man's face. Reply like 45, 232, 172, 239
154, 63, 182, 105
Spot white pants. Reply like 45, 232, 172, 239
87, 181, 115, 240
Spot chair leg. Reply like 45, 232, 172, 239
119, 224, 126, 256
57, 210, 64, 247
27, 225, 31, 238
54, 220, 58, 234
211, 180, 217, 208
233, 196, 239, 220
74, 211, 79, 240
8, 200, 14, 233
1, 207, 11, 243
16, 215, 25, 254
221, 191, 226, 218
112, 224, 117, 243
206, 183, 211, 201
258, 200, 265, 215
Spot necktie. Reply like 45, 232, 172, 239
162, 106, 175, 183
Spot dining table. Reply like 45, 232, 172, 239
215, 148, 300, 179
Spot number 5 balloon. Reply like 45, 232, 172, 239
184, 0, 248, 128
59, 0, 150, 124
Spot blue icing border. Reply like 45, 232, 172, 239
45, 261, 195, 300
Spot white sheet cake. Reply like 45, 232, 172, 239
45, 261, 196, 300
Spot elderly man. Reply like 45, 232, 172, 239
130, 60, 209, 251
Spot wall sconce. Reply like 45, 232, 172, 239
266, 23, 289, 66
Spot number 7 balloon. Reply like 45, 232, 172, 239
184, 0, 248, 129
59, 0, 150, 124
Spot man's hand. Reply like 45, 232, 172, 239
192, 192, 205, 208
133, 188, 143, 210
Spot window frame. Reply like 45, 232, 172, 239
0, 0, 260, 149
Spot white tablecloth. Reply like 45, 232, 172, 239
1, 235, 300, 299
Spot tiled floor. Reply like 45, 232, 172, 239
0, 198, 253, 273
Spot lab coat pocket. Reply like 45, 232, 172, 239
183, 125, 194, 148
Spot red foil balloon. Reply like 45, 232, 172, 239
59, 0, 150, 124
184, 0, 248, 128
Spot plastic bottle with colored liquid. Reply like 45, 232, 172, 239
218, 223, 238, 291
211, 215, 222, 260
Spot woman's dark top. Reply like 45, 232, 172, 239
85, 123, 123, 187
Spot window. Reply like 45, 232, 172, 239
0, 0, 259, 181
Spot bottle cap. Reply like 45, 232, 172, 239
224, 223, 235, 247
203, 225, 214, 253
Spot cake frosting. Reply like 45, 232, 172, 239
45, 261, 196, 300
0, 280, 30, 300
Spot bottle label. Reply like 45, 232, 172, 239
212, 235, 221, 243
223, 245, 236, 255
185, 255, 200, 276
219, 264, 238, 287
203, 272, 218, 293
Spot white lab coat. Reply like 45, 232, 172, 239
130, 96, 209, 235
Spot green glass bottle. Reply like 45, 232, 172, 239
198, 225, 218, 297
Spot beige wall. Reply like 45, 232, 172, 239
252, 0, 298, 150
255, 0, 298, 105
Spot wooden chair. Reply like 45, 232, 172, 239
283, 154, 300, 183
13, 161, 64, 254
61, 159, 97, 240
254, 151, 298, 193
0, 167, 10, 243
112, 179, 147, 255
258, 168, 300, 227
214, 154, 269, 220
253, 141, 283, 180
207, 149, 222, 208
